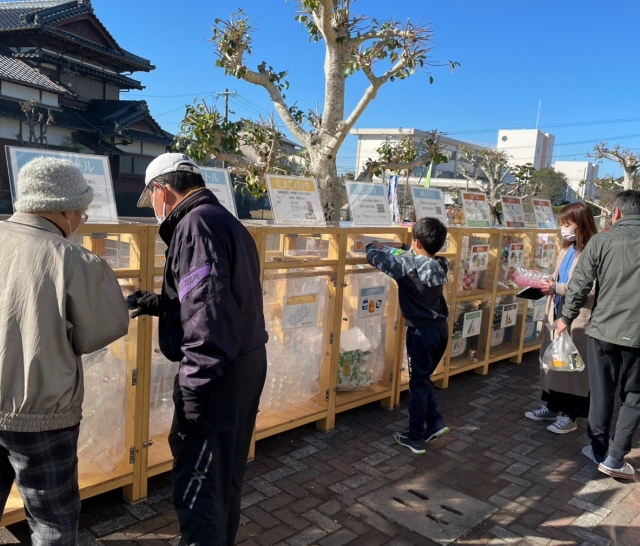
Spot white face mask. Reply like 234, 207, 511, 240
66, 218, 76, 238
153, 186, 166, 225
561, 226, 576, 242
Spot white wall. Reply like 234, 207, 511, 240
553, 161, 599, 200
0, 117, 20, 140
1, 81, 59, 107
497, 129, 554, 170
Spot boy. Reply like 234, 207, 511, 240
366, 218, 450, 454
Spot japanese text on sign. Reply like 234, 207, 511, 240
501, 303, 518, 329
282, 293, 319, 331
410, 187, 447, 224
346, 182, 392, 226
461, 191, 491, 228
532, 198, 557, 229
462, 310, 483, 338
501, 195, 526, 228
469, 245, 489, 271
508, 243, 525, 267
266, 175, 326, 226
358, 286, 386, 318
200, 167, 237, 217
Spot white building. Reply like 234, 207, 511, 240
553, 161, 599, 201
496, 129, 555, 170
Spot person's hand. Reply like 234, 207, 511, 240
177, 387, 210, 432
125, 290, 160, 318
556, 318, 568, 336
540, 280, 555, 296
369, 240, 383, 250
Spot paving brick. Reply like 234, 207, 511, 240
318, 528, 359, 546
90, 514, 138, 538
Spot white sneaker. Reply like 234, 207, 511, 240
547, 415, 577, 434
524, 406, 559, 421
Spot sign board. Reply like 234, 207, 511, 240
461, 192, 491, 228
491, 326, 505, 347
532, 198, 557, 229
522, 198, 539, 229
200, 167, 237, 217
265, 175, 325, 226
6, 146, 118, 223
462, 310, 483, 338
508, 243, 525, 267
501, 195, 526, 228
501, 303, 518, 329
469, 244, 489, 271
540, 243, 556, 267
282, 293, 319, 331
410, 187, 447, 223
451, 332, 466, 357
346, 182, 392, 226
533, 298, 547, 322
358, 286, 386, 318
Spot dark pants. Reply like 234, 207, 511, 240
542, 390, 590, 420
587, 336, 640, 461
0, 428, 80, 546
406, 325, 449, 442
170, 346, 267, 546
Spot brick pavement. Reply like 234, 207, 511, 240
2, 352, 639, 545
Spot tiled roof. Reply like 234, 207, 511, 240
0, 52, 72, 94
0, 96, 97, 130
121, 128, 173, 146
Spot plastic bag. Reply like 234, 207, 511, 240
513, 266, 553, 289
541, 331, 585, 372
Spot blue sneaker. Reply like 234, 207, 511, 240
394, 432, 425, 454
425, 425, 450, 444
581, 445, 605, 465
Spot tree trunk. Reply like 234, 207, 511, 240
623, 169, 635, 191
310, 153, 346, 222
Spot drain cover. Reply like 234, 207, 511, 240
359, 479, 496, 545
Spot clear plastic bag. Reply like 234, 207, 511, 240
541, 331, 585, 372
149, 317, 179, 437
513, 266, 553, 289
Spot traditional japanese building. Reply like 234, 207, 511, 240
0, 0, 172, 216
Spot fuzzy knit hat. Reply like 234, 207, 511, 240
14, 156, 94, 213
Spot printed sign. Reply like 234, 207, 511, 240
540, 243, 556, 267
450, 332, 467, 357
410, 187, 447, 224
501, 195, 526, 228
501, 303, 518, 329
522, 198, 539, 229
282, 293, 319, 331
462, 310, 483, 339
6, 146, 118, 223
491, 326, 505, 347
532, 198, 557, 229
346, 182, 392, 226
358, 286, 386, 318
469, 245, 489, 271
461, 192, 491, 228
200, 167, 237, 217
508, 243, 525, 267
265, 175, 326, 226
533, 298, 547, 322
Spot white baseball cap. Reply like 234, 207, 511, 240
137, 153, 201, 208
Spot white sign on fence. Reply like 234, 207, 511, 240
200, 167, 237, 217
282, 293, 319, 331
265, 174, 326, 226
410, 187, 447, 223
346, 182, 392, 226
358, 286, 386, 318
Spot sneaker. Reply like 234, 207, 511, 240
394, 432, 426, 455
547, 416, 577, 434
425, 426, 450, 444
524, 406, 559, 421
598, 457, 637, 480
581, 444, 606, 465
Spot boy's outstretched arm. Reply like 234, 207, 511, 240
365, 241, 407, 280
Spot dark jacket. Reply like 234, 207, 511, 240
366, 245, 449, 328
158, 189, 268, 391
563, 215, 640, 348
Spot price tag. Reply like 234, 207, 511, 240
282, 293, 319, 331
501, 303, 518, 329
358, 286, 386, 318
6, 146, 118, 223
462, 310, 483, 338
461, 191, 491, 228
346, 182, 392, 226
410, 187, 447, 223
532, 198, 557, 229
469, 244, 489, 271
508, 243, 525, 267
501, 195, 526, 228
200, 167, 237, 217
265, 175, 326, 226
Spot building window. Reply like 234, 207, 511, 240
120, 155, 152, 175
501, 136, 508, 142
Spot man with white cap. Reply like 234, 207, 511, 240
127, 153, 268, 546
0, 156, 129, 545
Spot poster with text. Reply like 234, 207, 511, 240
540, 243, 556, 267
532, 198, 557, 229
410, 187, 447, 223
200, 167, 237, 217
533, 298, 547, 322
265, 175, 326, 226
501, 303, 518, 329
508, 243, 525, 267
469, 244, 490, 271
501, 195, 526, 228
346, 182, 392, 226
282, 293, 319, 331
461, 191, 491, 228
358, 286, 386, 318
462, 310, 483, 338
6, 146, 118, 223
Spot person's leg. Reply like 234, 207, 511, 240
586, 337, 620, 458
0, 434, 16, 515
423, 327, 449, 435
8, 428, 80, 546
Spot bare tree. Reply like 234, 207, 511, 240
589, 142, 640, 191
15, 99, 54, 148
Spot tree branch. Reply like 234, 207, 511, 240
314, 0, 337, 43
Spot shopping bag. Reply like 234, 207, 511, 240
541, 331, 585, 372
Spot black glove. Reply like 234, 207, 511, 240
125, 290, 160, 319
177, 386, 210, 432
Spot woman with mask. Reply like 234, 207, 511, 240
524, 202, 598, 434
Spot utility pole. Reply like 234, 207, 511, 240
215, 88, 236, 168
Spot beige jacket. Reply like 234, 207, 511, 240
0, 213, 129, 432
539, 245, 594, 398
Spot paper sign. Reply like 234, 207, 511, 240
540, 243, 556, 267
501, 196, 526, 228
6, 146, 118, 223
469, 245, 489, 271
410, 187, 447, 223
532, 198, 557, 229
522, 199, 539, 228
358, 286, 386, 318
265, 175, 326, 226
462, 310, 483, 338
450, 332, 466, 357
501, 303, 518, 329
508, 243, 525, 267
282, 293, 319, 331
533, 298, 547, 321
461, 192, 491, 228
491, 326, 505, 347
346, 182, 392, 226
200, 167, 237, 217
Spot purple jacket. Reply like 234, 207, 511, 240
158, 189, 268, 391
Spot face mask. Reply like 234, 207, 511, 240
561, 226, 576, 242
153, 186, 166, 224
66, 218, 76, 238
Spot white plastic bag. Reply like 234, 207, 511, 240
541, 331, 585, 372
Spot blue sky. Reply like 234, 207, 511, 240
95, 0, 639, 178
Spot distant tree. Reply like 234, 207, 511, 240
15, 99, 53, 148
529, 168, 569, 204
588, 142, 640, 191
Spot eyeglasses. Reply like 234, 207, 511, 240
79, 212, 89, 225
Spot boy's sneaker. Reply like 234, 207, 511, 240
547, 416, 577, 434
581, 445, 606, 465
524, 406, 559, 421
425, 426, 450, 444
394, 432, 425, 455
598, 456, 637, 480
